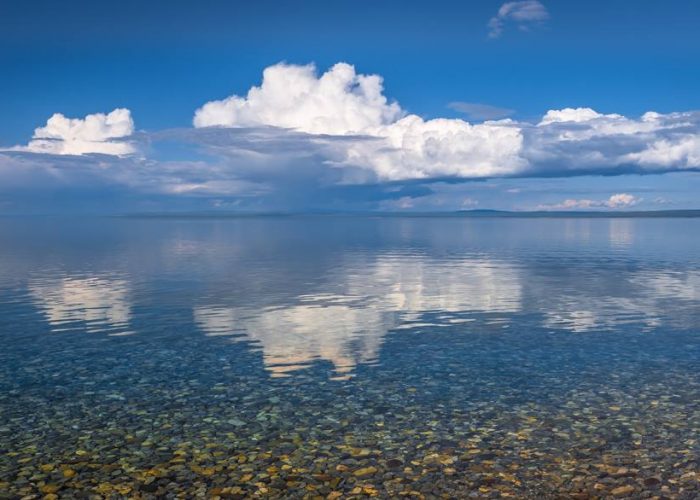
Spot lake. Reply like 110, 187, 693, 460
1, 216, 699, 497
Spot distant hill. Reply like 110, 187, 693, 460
453, 209, 700, 218
121, 209, 700, 218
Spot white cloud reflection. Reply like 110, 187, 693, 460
195, 299, 392, 379
29, 277, 132, 335
195, 256, 522, 378
541, 270, 700, 333
193, 241, 700, 380
22, 250, 700, 379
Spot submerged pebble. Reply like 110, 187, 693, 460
2, 325, 699, 499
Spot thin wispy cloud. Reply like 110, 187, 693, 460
488, 1, 550, 38
448, 102, 515, 121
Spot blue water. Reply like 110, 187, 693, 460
1, 216, 699, 497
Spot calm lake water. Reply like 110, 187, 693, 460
1, 216, 699, 498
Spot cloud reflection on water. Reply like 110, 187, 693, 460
16, 218, 700, 380
194, 256, 523, 378
28, 277, 132, 335
540, 270, 700, 333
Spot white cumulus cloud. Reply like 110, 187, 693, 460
527, 108, 700, 175
538, 193, 641, 211
540, 107, 606, 124
3, 62, 700, 211
349, 115, 526, 180
194, 62, 527, 180
625, 134, 700, 168
193, 62, 403, 134
15, 108, 135, 156
537, 107, 684, 140
606, 193, 639, 208
192, 62, 700, 183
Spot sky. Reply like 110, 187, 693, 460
1, 0, 700, 213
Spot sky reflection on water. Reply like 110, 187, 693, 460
1, 216, 698, 380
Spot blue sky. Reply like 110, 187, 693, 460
1, 0, 700, 213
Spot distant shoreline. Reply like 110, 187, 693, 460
3, 209, 700, 219
115, 209, 700, 219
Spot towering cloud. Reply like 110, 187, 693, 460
194, 62, 403, 134
193, 62, 526, 180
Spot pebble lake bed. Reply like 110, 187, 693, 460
1, 216, 699, 498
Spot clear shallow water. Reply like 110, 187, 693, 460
0, 216, 699, 498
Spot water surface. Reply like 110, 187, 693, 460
1, 216, 699, 497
